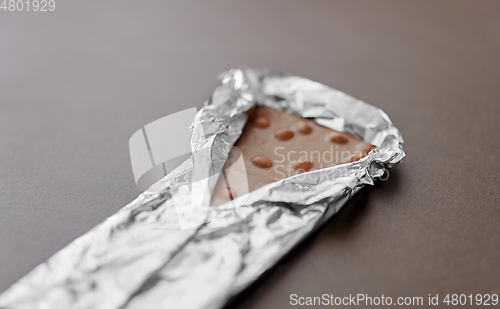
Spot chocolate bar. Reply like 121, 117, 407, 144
211, 106, 375, 206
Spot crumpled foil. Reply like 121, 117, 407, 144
0, 67, 405, 309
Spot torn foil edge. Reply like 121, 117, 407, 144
0, 66, 405, 309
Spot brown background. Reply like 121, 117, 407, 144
1, 1, 499, 308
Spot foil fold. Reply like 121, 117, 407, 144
0, 66, 405, 309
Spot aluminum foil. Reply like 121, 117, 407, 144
0, 66, 405, 309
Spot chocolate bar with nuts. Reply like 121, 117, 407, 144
211, 106, 375, 206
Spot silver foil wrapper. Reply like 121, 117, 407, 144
0, 67, 405, 309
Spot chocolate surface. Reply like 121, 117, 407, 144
210, 106, 374, 206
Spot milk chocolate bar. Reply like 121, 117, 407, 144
211, 106, 375, 206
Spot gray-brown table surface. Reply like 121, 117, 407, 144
1, 1, 499, 308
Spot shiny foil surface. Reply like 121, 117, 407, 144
0, 67, 405, 309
